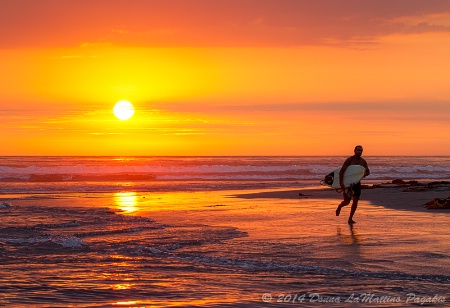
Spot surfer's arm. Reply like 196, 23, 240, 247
338, 169, 345, 186
339, 158, 351, 187
363, 160, 370, 177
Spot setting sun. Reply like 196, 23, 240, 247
113, 100, 135, 120
2, 0, 450, 156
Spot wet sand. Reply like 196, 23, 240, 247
3, 182, 450, 307
142, 182, 450, 306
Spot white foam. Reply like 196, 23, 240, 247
0, 202, 11, 208
5, 235, 87, 248
50, 235, 87, 248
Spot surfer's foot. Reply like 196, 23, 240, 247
336, 206, 342, 216
348, 219, 356, 224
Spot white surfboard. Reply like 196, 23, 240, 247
321, 165, 366, 189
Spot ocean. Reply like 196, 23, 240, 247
1, 156, 450, 307
2, 156, 450, 194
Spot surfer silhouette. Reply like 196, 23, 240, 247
335, 145, 370, 224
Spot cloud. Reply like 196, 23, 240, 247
1, 0, 450, 48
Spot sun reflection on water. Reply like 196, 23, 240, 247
112, 301, 138, 306
112, 283, 134, 290
114, 191, 138, 213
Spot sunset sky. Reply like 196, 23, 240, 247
2, 0, 450, 155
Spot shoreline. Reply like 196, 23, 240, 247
231, 180, 450, 213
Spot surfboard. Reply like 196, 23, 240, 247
321, 165, 366, 189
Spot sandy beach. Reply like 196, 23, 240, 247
233, 181, 450, 211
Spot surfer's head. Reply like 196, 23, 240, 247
354, 145, 363, 157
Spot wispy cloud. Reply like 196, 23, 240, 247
2, 0, 450, 48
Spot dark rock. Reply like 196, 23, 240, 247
425, 197, 450, 209
392, 179, 406, 184
428, 181, 450, 187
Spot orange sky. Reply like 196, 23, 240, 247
1, 0, 450, 155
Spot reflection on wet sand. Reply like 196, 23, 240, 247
336, 225, 363, 264
114, 192, 138, 213
337, 224, 362, 245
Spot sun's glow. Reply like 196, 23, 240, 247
113, 100, 135, 120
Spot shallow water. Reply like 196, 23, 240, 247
1, 188, 450, 307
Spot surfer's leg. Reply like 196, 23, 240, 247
348, 182, 362, 223
348, 197, 359, 224
336, 194, 351, 216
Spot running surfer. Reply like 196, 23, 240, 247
335, 145, 370, 224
